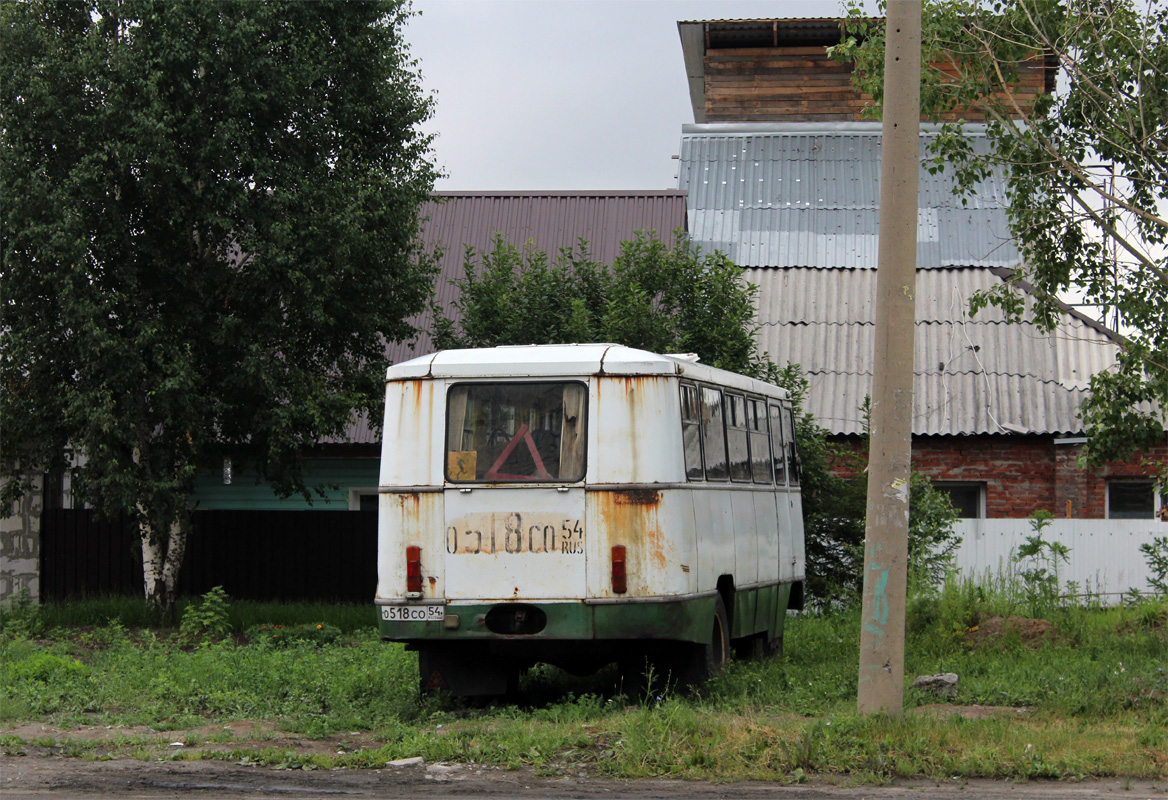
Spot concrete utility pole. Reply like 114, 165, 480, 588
858, 0, 921, 717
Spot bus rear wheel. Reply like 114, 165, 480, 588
619, 597, 730, 697
673, 595, 729, 689
705, 595, 731, 675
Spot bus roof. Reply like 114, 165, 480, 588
386, 344, 789, 399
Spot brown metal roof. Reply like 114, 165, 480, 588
387, 190, 688, 364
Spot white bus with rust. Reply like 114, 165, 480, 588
375, 344, 805, 696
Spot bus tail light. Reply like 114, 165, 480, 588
406, 546, 422, 594
611, 545, 627, 594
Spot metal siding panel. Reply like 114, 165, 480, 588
953, 519, 1160, 600
682, 126, 1019, 269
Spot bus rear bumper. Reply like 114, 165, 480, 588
378, 594, 716, 645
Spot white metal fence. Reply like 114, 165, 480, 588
952, 518, 1165, 601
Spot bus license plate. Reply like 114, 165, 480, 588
382, 604, 444, 622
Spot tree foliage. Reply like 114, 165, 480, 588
432, 232, 771, 378
775, 370, 961, 606
833, 0, 1168, 467
1, 0, 439, 607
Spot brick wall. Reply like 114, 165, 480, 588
829, 434, 1166, 520
912, 435, 1056, 518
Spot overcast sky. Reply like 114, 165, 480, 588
405, 0, 852, 191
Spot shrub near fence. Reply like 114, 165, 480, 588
40, 509, 377, 602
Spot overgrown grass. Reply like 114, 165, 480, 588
0, 593, 378, 634
1, 584, 1165, 782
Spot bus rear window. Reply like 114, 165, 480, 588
446, 382, 587, 482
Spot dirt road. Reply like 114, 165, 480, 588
2, 756, 1162, 800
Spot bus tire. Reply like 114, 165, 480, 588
707, 595, 730, 675
674, 595, 730, 689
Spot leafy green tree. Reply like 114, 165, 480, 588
432, 232, 768, 377
1, 1, 439, 609
775, 370, 961, 606
832, 0, 1168, 469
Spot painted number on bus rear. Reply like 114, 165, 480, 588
446, 512, 584, 555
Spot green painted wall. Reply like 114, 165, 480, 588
190, 458, 379, 511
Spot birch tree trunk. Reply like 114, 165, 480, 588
139, 511, 189, 611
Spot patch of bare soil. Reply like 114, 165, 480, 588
911, 704, 1034, 720
3, 720, 384, 760
1, 756, 1162, 800
964, 616, 1057, 647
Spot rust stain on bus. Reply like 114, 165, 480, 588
397, 492, 421, 513
595, 489, 667, 574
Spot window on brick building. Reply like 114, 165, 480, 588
934, 483, 985, 519
1107, 481, 1163, 520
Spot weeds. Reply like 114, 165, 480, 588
1138, 536, 1168, 597
8, 595, 377, 634
0, 583, 1164, 781
0, 588, 45, 638
246, 623, 342, 648
180, 587, 232, 643
1012, 510, 1071, 616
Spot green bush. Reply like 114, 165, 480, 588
0, 588, 44, 639
1012, 511, 1070, 616
180, 586, 232, 643
780, 377, 961, 606
1138, 536, 1168, 596
4, 652, 87, 683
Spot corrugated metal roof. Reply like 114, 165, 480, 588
680, 123, 1017, 268
387, 191, 688, 365
806, 369, 1092, 437
761, 320, 1114, 390
689, 207, 1019, 269
744, 266, 1120, 436
679, 124, 1123, 437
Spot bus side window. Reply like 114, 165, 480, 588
700, 386, 729, 481
726, 393, 751, 482
680, 383, 704, 481
748, 398, 773, 484
780, 404, 801, 485
769, 403, 788, 486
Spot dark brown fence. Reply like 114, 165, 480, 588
40, 509, 377, 602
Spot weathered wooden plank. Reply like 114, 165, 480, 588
706, 59, 851, 73
709, 95, 869, 110
707, 46, 843, 58
708, 110, 859, 123
706, 73, 856, 87
707, 87, 859, 102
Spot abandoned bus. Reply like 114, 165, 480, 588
375, 344, 805, 696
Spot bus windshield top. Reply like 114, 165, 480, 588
445, 382, 587, 483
